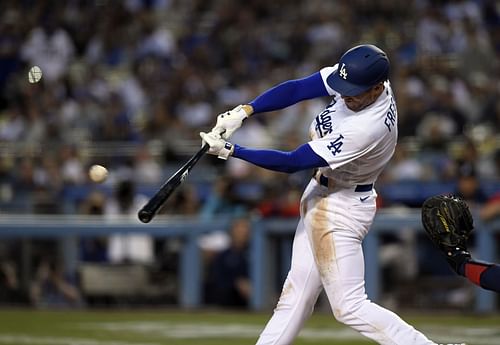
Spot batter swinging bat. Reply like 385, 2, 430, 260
138, 144, 210, 223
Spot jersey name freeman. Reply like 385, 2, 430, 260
384, 97, 397, 132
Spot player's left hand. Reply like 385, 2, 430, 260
200, 131, 234, 160
212, 104, 253, 139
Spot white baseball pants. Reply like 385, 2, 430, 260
256, 180, 435, 345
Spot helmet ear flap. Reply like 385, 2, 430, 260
371, 56, 390, 83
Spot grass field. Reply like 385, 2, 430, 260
0, 309, 498, 345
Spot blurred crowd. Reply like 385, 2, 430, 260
0, 0, 499, 309
0, 0, 499, 218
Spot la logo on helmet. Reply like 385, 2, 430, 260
339, 63, 348, 80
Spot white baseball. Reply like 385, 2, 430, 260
28, 65, 43, 83
89, 165, 108, 183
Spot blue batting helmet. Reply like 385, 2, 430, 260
326, 44, 390, 97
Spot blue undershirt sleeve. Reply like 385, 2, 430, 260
249, 72, 329, 113
232, 143, 329, 173
480, 264, 500, 292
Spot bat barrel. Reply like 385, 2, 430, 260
137, 144, 210, 224
138, 209, 154, 223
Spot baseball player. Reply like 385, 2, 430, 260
422, 195, 500, 293
201, 44, 436, 344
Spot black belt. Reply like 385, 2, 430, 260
318, 174, 373, 192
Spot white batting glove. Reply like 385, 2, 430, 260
212, 104, 253, 139
200, 131, 234, 160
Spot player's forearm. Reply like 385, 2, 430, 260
479, 264, 500, 292
232, 143, 328, 173
249, 72, 328, 113
462, 260, 500, 293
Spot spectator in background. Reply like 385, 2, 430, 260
256, 181, 301, 218
383, 145, 428, 182
200, 178, 246, 219
133, 144, 162, 184
11, 157, 36, 213
0, 260, 26, 305
0, 105, 24, 141
30, 258, 82, 308
0, 9, 23, 101
175, 92, 213, 130
417, 111, 458, 153
453, 163, 488, 209
480, 142, 500, 181
59, 145, 85, 185
204, 217, 251, 308
31, 155, 63, 214
0, 156, 14, 208
480, 97, 500, 133
480, 149, 500, 222
98, 93, 139, 142
20, 14, 75, 83
224, 119, 274, 180
161, 184, 201, 216
105, 180, 153, 264
481, 192, 500, 222
454, 137, 479, 167
79, 190, 109, 263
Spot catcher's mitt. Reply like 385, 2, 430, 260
421, 195, 473, 272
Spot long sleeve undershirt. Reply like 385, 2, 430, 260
232, 143, 328, 173
231, 71, 330, 173
462, 260, 500, 293
249, 72, 329, 113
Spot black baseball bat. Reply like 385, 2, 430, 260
138, 144, 210, 223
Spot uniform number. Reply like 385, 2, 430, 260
327, 134, 344, 156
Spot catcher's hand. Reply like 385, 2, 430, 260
421, 194, 473, 272
212, 104, 253, 139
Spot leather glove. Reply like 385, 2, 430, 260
212, 104, 253, 139
421, 194, 474, 273
200, 131, 234, 160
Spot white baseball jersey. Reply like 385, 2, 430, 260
308, 65, 398, 187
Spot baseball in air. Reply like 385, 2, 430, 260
89, 165, 108, 183
28, 65, 43, 83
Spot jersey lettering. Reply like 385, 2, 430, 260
384, 97, 397, 132
314, 99, 337, 138
327, 134, 344, 156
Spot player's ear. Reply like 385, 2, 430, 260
372, 83, 384, 92
368, 83, 385, 97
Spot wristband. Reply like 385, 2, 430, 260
218, 142, 234, 160
235, 104, 254, 117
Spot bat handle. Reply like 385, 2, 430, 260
200, 142, 210, 153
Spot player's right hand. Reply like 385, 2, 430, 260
212, 104, 253, 139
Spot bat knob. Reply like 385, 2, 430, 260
138, 209, 153, 223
